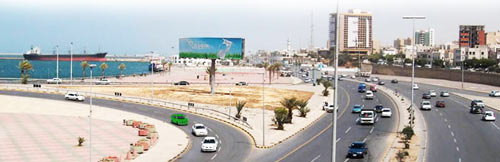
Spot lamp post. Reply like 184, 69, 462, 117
88, 64, 96, 162
70, 42, 73, 85
261, 72, 265, 146
332, 0, 340, 161
403, 16, 426, 128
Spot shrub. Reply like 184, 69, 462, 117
78, 137, 85, 146
235, 101, 247, 119
296, 99, 310, 117
402, 125, 414, 140
274, 108, 288, 130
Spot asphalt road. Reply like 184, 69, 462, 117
249, 80, 399, 162
0, 90, 253, 162
377, 78, 500, 162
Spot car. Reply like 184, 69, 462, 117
471, 100, 485, 108
365, 91, 374, 100
374, 104, 384, 113
470, 105, 484, 114
358, 83, 367, 93
64, 92, 85, 101
95, 78, 111, 85
174, 81, 190, 85
201, 137, 218, 152
351, 75, 356, 79
381, 108, 392, 117
341, 74, 347, 78
369, 85, 377, 92
235, 81, 247, 86
422, 92, 431, 99
365, 78, 371, 82
171, 114, 189, 126
304, 78, 311, 83
302, 74, 307, 78
391, 79, 398, 83
338, 77, 344, 81
347, 141, 368, 158
420, 101, 431, 110
413, 84, 419, 90
429, 90, 437, 97
489, 90, 500, 97
191, 123, 208, 136
440, 91, 450, 97
46, 78, 62, 84
359, 109, 377, 124
482, 111, 496, 121
372, 77, 379, 82
378, 81, 385, 85
325, 105, 337, 113
352, 104, 363, 113
435, 100, 446, 108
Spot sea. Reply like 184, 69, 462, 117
0, 58, 151, 79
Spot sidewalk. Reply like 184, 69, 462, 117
373, 74, 499, 93
0, 94, 188, 162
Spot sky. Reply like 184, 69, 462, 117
1, 0, 499, 55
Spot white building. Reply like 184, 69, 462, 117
382, 48, 398, 56
454, 47, 489, 63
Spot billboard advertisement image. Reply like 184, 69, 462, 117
179, 37, 244, 60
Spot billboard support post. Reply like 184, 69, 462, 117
210, 59, 216, 94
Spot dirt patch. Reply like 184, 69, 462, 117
56, 85, 313, 110
390, 134, 420, 162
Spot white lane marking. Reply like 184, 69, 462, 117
369, 127, 375, 134
310, 154, 321, 162
219, 139, 222, 144
345, 127, 352, 134
362, 138, 367, 142
218, 147, 221, 152
444, 118, 448, 122
448, 125, 451, 129
344, 158, 349, 162
492, 123, 500, 130
436, 109, 439, 112
439, 112, 443, 116
451, 132, 455, 137
208, 128, 213, 132
456, 147, 460, 152
459, 158, 462, 162
453, 138, 457, 143
336, 138, 341, 143
211, 154, 217, 160
355, 118, 360, 122
215, 134, 219, 138
376, 117, 379, 122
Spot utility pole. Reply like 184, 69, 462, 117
88, 64, 96, 162
331, 0, 340, 161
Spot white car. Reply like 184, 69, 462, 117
420, 101, 431, 110
191, 123, 208, 136
365, 78, 371, 82
482, 111, 496, 121
372, 77, 379, 82
46, 78, 62, 84
64, 92, 85, 101
381, 108, 392, 117
351, 75, 356, 79
201, 137, 218, 152
429, 90, 437, 97
365, 91, 374, 100
489, 90, 500, 97
95, 79, 111, 85
440, 91, 450, 97
325, 105, 338, 113
413, 84, 419, 90
304, 78, 311, 83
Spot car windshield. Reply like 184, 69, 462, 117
485, 112, 493, 116
423, 102, 430, 105
195, 126, 205, 129
383, 109, 390, 112
203, 139, 216, 143
361, 112, 373, 117
354, 105, 361, 108
351, 143, 364, 148
177, 116, 185, 119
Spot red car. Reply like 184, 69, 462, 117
369, 85, 377, 92
436, 101, 446, 108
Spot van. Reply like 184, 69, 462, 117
358, 83, 367, 93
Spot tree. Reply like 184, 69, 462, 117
368, 53, 384, 63
280, 97, 298, 123
18, 60, 33, 84
235, 101, 247, 119
274, 107, 288, 130
296, 99, 310, 117
100, 62, 108, 78
168, 62, 173, 72
205, 67, 217, 86
272, 62, 282, 79
118, 63, 126, 77
267, 63, 275, 84
322, 80, 332, 96
80, 61, 89, 80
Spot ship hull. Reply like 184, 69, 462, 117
23, 53, 107, 61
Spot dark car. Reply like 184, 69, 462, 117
470, 105, 484, 114
174, 81, 190, 85
391, 79, 398, 83
347, 141, 368, 158
435, 100, 446, 107
422, 92, 431, 99
236, 81, 247, 86
378, 81, 385, 85
374, 104, 384, 113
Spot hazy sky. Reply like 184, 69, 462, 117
1, 0, 499, 55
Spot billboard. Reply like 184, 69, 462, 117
179, 37, 244, 59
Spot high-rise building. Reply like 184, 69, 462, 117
329, 9, 373, 55
415, 28, 435, 46
459, 25, 486, 48
393, 37, 412, 52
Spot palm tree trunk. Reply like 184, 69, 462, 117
82, 68, 86, 80
268, 70, 272, 84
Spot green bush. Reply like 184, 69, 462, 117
402, 125, 414, 140
78, 137, 85, 146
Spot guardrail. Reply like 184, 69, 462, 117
0, 84, 253, 129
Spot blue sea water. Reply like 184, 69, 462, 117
0, 59, 150, 79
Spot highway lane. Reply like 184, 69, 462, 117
0, 90, 252, 162
378, 79, 500, 162
250, 80, 398, 162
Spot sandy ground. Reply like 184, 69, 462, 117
54, 85, 314, 110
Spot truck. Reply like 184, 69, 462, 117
358, 83, 367, 93
359, 109, 377, 125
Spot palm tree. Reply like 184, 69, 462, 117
18, 60, 33, 84
272, 62, 282, 79
274, 108, 288, 130
296, 99, 310, 117
118, 63, 126, 77
280, 97, 298, 123
80, 61, 89, 80
168, 62, 173, 72
267, 64, 275, 84
100, 62, 108, 78
235, 101, 247, 119
322, 80, 332, 96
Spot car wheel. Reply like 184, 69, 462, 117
65, 97, 69, 100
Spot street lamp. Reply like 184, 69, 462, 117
70, 42, 73, 85
403, 16, 426, 128
332, 0, 340, 161
88, 63, 96, 162
261, 72, 265, 146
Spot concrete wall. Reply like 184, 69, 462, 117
372, 65, 500, 87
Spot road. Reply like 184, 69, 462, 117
250, 80, 399, 162
0, 90, 253, 162
377, 78, 500, 162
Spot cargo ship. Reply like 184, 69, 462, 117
23, 46, 107, 61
